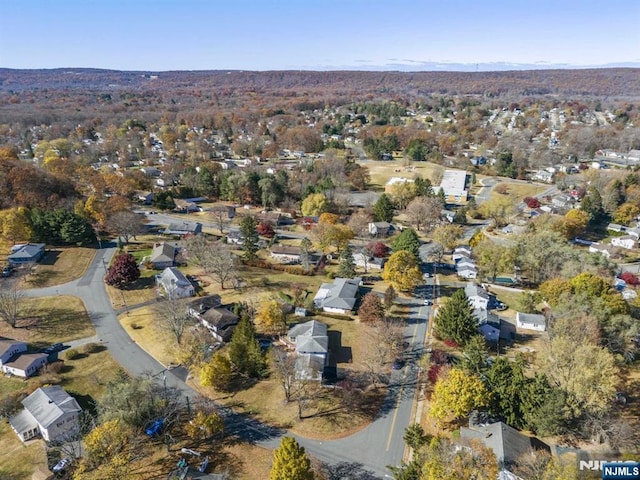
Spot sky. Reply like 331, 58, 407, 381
1, 0, 639, 71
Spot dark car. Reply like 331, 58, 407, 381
392, 359, 405, 370
1, 265, 14, 277
45, 343, 64, 354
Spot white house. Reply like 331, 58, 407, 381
516, 312, 547, 332
156, 267, 195, 298
314, 277, 361, 314
611, 235, 636, 250
270, 245, 303, 264
287, 320, 329, 381
368, 222, 395, 237
9, 386, 82, 442
453, 245, 472, 260
465, 283, 490, 310
457, 265, 478, 280
352, 252, 384, 271
2, 352, 48, 378
589, 243, 612, 258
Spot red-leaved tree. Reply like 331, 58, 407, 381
367, 241, 389, 258
620, 272, 640, 285
257, 221, 275, 238
524, 197, 541, 209
105, 253, 140, 288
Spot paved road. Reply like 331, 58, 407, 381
23, 244, 432, 478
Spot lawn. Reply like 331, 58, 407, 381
20, 247, 96, 288
489, 181, 549, 203
367, 160, 444, 189
119, 306, 177, 366
106, 276, 159, 310
0, 295, 95, 347
0, 422, 48, 480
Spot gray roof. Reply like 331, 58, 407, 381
461, 421, 547, 466
21, 386, 81, 429
288, 320, 327, 339
164, 222, 202, 234
8, 243, 45, 261
150, 242, 176, 263
3, 352, 47, 371
0, 338, 26, 359
316, 277, 361, 310
160, 267, 191, 287
474, 309, 500, 325
516, 312, 546, 327
9, 409, 38, 435
465, 283, 489, 300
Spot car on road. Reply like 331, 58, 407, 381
392, 359, 405, 370
52, 458, 70, 473
423, 299, 433, 306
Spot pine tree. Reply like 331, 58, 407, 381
372, 193, 395, 223
269, 436, 314, 480
433, 288, 478, 346
336, 243, 356, 278
391, 228, 421, 260
239, 215, 259, 260
228, 317, 266, 378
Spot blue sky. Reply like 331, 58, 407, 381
1, 0, 639, 71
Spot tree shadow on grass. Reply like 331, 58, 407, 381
322, 461, 384, 480
19, 306, 92, 340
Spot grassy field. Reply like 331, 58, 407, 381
106, 276, 159, 309
0, 295, 95, 346
119, 306, 177, 366
367, 160, 444, 189
0, 422, 48, 480
20, 247, 95, 288
489, 181, 549, 203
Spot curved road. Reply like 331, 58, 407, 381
24, 245, 431, 479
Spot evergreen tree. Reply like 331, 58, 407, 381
437, 187, 446, 204
433, 288, 478, 346
336, 243, 356, 278
299, 237, 312, 272
391, 228, 421, 260
269, 436, 314, 480
384, 284, 397, 310
414, 177, 434, 197
228, 317, 266, 378
460, 335, 490, 376
152, 191, 176, 211
485, 356, 528, 429
372, 193, 395, 223
239, 215, 259, 260
105, 253, 140, 288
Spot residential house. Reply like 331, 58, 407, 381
8, 243, 46, 266
611, 235, 636, 250
531, 170, 554, 183
0, 338, 27, 367
465, 283, 490, 310
607, 223, 625, 233
457, 265, 478, 280
259, 211, 287, 226
226, 230, 244, 245
470, 156, 487, 167
173, 199, 199, 213
461, 420, 549, 470
628, 149, 640, 162
136, 191, 154, 204
516, 312, 547, 332
368, 222, 395, 237
9, 386, 82, 443
270, 245, 303, 264
287, 320, 329, 381
352, 252, 384, 271
589, 243, 613, 258
187, 295, 239, 343
456, 257, 476, 270
148, 242, 177, 269
140, 166, 161, 177
314, 277, 362, 315
163, 222, 202, 237
156, 267, 195, 298
2, 352, 48, 378
626, 227, 640, 240
502, 224, 526, 235
475, 310, 515, 344
440, 210, 455, 223
453, 245, 472, 259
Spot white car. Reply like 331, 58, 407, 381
52, 458, 70, 473
424, 299, 433, 306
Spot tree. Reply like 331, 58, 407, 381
430, 368, 491, 424
346, 210, 372, 238
479, 195, 514, 227
404, 196, 443, 232
186, 236, 238, 289
391, 228, 421, 260
580, 187, 604, 222
185, 408, 224, 440
357, 292, 385, 323
200, 352, 234, 392
524, 196, 541, 209
459, 335, 490, 376
372, 193, 395, 223
382, 250, 422, 292
403, 423, 430, 451
257, 221, 276, 238
414, 176, 433, 197
388, 181, 417, 210
269, 436, 314, 480
256, 299, 287, 335
239, 215, 259, 260
431, 224, 463, 251
367, 241, 389, 258
228, 316, 266, 379
301, 193, 327, 217
210, 205, 232, 234
0, 287, 24, 328
152, 191, 176, 211
496, 151, 516, 178
0, 207, 32, 244
559, 209, 589, 239
485, 356, 530, 429
473, 239, 513, 282
106, 211, 144, 244
383, 285, 397, 310
155, 295, 192, 345
299, 237, 313, 272
105, 253, 140, 288
613, 202, 640, 226
433, 288, 478, 346
271, 347, 299, 403
336, 243, 356, 278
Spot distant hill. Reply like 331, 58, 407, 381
1, 68, 639, 97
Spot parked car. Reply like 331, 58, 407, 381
1, 265, 14, 277
392, 359, 405, 370
423, 299, 433, 306
52, 458, 70, 473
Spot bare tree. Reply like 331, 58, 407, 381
106, 211, 145, 244
210, 205, 232, 234
186, 236, 238, 289
0, 287, 24, 328
271, 347, 299, 403
155, 294, 193, 345
404, 196, 444, 232
347, 210, 372, 238
361, 317, 405, 388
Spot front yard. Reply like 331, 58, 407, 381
19, 247, 96, 288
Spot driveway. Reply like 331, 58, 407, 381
22, 244, 428, 478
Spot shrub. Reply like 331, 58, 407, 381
44, 360, 65, 374
64, 348, 81, 361
443, 339, 459, 348
427, 364, 442, 383
82, 343, 102, 354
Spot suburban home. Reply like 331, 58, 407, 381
627, 227, 640, 239
136, 191, 155, 204
611, 235, 636, 250
516, 312, 547, 332
173, 199, 200, 213
148, 242, 177, 269
0, 338, 27, 366
140, 166, 161, 176
259, 211, 287, 226
453, 245, 472, 260
607, 223, 626, 233
8, 243, 46, 266
287, 320, 329, 381
314, 277, 362, 315
368, 221, 395, 237
352, 252, 384, 271
2, 352, 48, 378
475, 310, 515, 344
188, 295, 239, 343
156, 267, 195, 298
270, 245, 303, 264
465, 283, 490, 310
457, 265, 478, 280
589, 243, 613, 258
226, 230, 244, 245
470, 156, 487, 166
456, 257, 476, 270
163, 222, 202, 237
9, 386, 82, 443
461, 420, 549, 470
